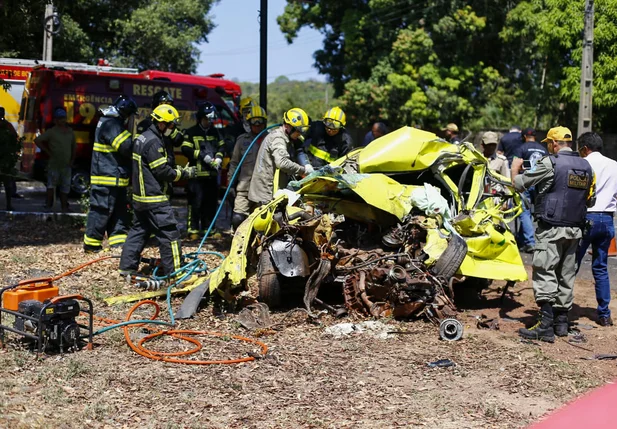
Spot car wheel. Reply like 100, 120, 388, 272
71, 169, 90, 196
258, 250, 281, 309
431, 233, 468, 279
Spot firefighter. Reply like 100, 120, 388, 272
83, 96, 137, 253
119, 105, 196, 278
228, 96, 256, 138
228, 105, 267, 229
181, 101, 225, 239
136, 90, 184, 168
304, 106, 353, 169
248, 107, 313, 206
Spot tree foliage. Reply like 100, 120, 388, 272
239, 78, 340, 125
0, 0, 217, 73
279, 0, 617, 133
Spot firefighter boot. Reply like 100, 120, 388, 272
553, 309, 569, 337
518, 302, 555, 343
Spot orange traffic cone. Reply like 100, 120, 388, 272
609, 237, 617, 257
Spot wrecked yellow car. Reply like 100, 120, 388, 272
179, 127, 527, 326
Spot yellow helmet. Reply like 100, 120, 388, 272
246, 105, 267, 122
151, 104, 180, 124
283, 107, 310, 134
239, 97, 255, 116
323, 106, 346, 129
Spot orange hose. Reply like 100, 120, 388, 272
92, 300, 269, 365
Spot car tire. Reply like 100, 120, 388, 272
431, 233, 468, 279
258, 250, 281, 309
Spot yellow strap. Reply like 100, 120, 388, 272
111, 130, 131, 150
93, 142, 114, 153
132, 153, 140, 161
194, 150, 200, 160
307, 144, 335, 163
91, 176, 129, 187
149, 157, 167, 169
108, 234, 127, 245
83, 235, 103, 246
132, 194, 168, 203
174, 168, 182, 182
171, 240, 181, 272
181, 141, 194, 148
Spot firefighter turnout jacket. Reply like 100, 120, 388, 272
91, 116, 133, 187
305, 121, 353, 168
248, 126, 306, 204
137, 118, 184, 167
131, 124, 191, 211
181, 124, 225, 177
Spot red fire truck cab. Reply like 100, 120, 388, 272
19, 65, 239, 194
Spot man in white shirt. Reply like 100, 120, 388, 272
576, 132, 617, 327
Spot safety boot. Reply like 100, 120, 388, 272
519, 302, 555, 343
553, 309, 569, 337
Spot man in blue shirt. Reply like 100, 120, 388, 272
498, 125, 523, 167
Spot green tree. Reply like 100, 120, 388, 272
280, 0, 617, 133
0, 0, 217, 73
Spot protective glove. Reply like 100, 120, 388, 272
304, 164, 314, 175
211, 158, 223, 171
203, 154, 213, 164
181, 166, 197, 179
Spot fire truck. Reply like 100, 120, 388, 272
2, 58, 242, 194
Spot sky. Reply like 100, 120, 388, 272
196, 0, 325, 83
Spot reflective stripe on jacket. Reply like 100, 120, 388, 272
131, 124, 185, 210
91, 116, 133, 187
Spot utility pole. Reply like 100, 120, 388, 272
42, 2, 55, 61
577, 0, 594, 142
259, 0, 268, 112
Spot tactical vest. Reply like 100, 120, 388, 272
535, 151, 592, 227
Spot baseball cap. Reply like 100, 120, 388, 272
54, 108, 67, 118
522, 127, 536, 137
441, 123, 459, 132
542, 126, 572, 143
482, 131, 499, 145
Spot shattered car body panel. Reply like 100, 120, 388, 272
205, 126, 527, 318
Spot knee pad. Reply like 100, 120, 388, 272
232, 212, 248, 230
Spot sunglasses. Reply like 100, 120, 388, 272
324, 119, 342, 130
249, 118, 266, 126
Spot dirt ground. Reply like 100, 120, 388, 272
1, 218, 617, 429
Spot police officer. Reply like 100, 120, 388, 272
119, 105, 196, 278
511, 128, 548, 253
181, 102, 225, 239
303, 106, 353, 169
83, 96, 137, 253
513, 126, 596, 342
248, 107, 313, 206
136, 91, 184, 168
228, 105, 267, 229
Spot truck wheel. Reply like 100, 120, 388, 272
71, 169, 90, 196
431, 234, 468, 279
258, 251, 281, 309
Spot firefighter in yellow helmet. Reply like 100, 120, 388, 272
239, 97, 255, 133
248, 107, 312, 205
302, 106, 353, 169
120, 105, 196, 278
228, 105, 268, 229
